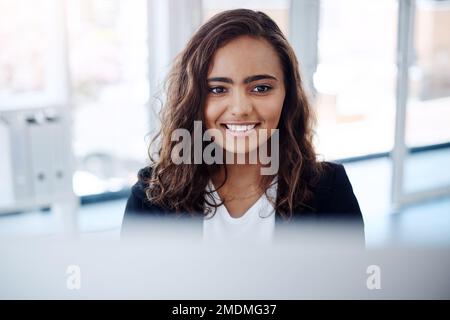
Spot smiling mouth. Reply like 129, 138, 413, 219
221, 123, 260, 133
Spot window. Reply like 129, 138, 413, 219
403, 0, 450, 193
0, 0, 66, 108
406, 0, 450, 147
66, 0, 150, 197
314, 0, 398, 160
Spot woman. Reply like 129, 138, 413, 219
122, 9, 364, 244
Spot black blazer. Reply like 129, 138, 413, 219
121, 162, 365, 245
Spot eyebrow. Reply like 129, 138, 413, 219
207, 74, 278, 84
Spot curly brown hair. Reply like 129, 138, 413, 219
146, 8, 323, 219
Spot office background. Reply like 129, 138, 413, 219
0, 0, 449, 247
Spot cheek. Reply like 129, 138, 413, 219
258, 94, 284, 127
203, 100, 222, 129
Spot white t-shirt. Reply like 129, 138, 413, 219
203, 179, 277, 244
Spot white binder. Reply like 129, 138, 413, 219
48, 111, 74, 199
28, 115, 53, 204
0, 120, 14, 206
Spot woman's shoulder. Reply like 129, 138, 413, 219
124, 166, 165, 215
132, 166, 153, 198
291, 161, 364, 246
315, 161, 350, 190
122, 166, 180, 237
310, 161, 362, 217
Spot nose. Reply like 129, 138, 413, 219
229, 89, 253, 116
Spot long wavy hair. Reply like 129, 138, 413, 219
146, 9, 323, 219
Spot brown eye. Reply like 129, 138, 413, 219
208, 86, 227, 94
252, 85, 272, 93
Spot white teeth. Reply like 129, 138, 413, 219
225, 124, 256, 131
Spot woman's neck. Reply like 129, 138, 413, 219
211, 163, 265, 217
211, 163, 265, 198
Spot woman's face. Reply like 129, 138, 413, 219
204, 35, 286, 155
